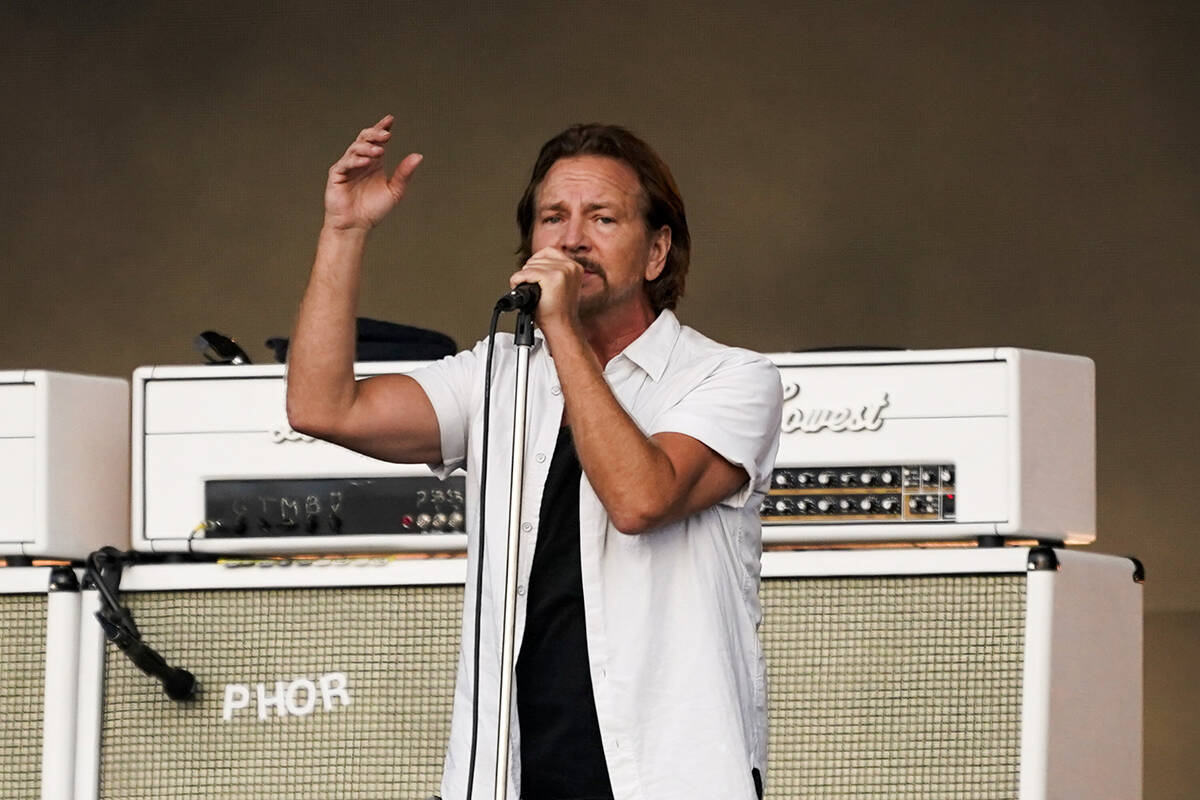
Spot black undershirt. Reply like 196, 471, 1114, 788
515, 426, 614, 800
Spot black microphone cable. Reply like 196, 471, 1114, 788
465, 303, 502, 800
84, 546, 197, 702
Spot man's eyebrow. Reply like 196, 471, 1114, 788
537, 200, 619, 213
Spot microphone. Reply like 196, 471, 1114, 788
495, 282, 541, 312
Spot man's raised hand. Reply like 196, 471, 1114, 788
324, 114, 423, 232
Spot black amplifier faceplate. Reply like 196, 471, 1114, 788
203, 476, 466, 538
761, 464, 956, 524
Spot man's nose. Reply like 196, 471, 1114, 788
560, 216, 589, 251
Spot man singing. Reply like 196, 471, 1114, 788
286, 116, 782, 800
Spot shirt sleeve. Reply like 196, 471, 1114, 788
647, 351, 783, 508
406, 341, 484, 478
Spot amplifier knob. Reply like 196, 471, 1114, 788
940, 467, 955, 484
880, 470, 896, 485
416, 513, 433, 531
860, 471, 875, 485
880, 497, 898, 513
818, 471, 834, 486
773, 472, 793, 488
920, 469, 937, 483
908, 497, 922, 513
773, 499, 795, 515
432, 513, 448, 530
837, 498, 856, 513
816, 498, 834, 513
839, 471, 856, 485
859, 498, 876, 513
448, 511, 465, 530
796, 473, 811, 486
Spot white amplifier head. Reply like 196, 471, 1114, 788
763, 347, 1095, 545
0, 371, 129, 560
132, 362, 466, 556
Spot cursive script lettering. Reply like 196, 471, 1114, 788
781, 384, 889, 433
271, 424, 315, 444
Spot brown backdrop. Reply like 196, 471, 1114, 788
2, 1, 1196, 795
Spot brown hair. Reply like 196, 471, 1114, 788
516, 124, 690, 313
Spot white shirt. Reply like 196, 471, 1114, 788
410, 310, 783, 800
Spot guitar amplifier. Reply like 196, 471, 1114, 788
0, 566, 81, 800
73, 548, 1140, 800
133, 363, 467, 556
762, 348, 1095, 545
0, 371, 129, 559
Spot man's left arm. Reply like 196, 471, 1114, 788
548, 324, 779, 535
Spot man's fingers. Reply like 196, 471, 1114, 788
329, 155, 376, 182
359, 128, 391, 144
359, 123, 393, 145
388, 153, 424, 192
510, 257, 581, 289
331, 150, 377, 174
347, 141, 385, 158
523, 250, 584, 273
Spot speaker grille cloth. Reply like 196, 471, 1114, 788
99, 583, 462, 800
0, 593, 47, 800
760, 573, 1026, 799
97, 572, 1027, 798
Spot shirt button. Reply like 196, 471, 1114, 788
517, 585, 526, 596
521, 522, 532, 533
535, 452, 547, 463
551, 385, 561, 395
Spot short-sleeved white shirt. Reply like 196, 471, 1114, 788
410, 310, 783, 800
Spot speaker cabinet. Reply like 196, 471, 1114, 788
74, 549, 1141, 800
0, 566, 81, 800
75, 559, 464, 800
760, 547, 1142, 800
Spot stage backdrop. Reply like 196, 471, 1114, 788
1, 2, 1196, 796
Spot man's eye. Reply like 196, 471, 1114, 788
542, 215, 562, 224
597, 216, 615, 224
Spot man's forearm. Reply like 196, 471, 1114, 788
285, 225, 370, 434
544, 320, 706, 535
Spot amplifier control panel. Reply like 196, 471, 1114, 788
760, 464, 956, 524
203, 476, 466, 539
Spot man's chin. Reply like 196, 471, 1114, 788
578, 292, 607, 319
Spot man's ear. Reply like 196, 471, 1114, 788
645, 225, 672, 281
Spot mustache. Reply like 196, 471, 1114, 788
572, 256, 604, 277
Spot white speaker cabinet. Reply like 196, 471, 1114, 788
74, 547, 1140, 800
760, 546, 1142, 800
0, 371, 129, 560
74, 558, 467, 800
0, 566, 81, 800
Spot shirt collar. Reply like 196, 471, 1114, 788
613, 310, 680, 382
533, 310, 680, 382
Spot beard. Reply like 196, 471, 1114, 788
572, 255, 608, 318
570, 255, 642, 319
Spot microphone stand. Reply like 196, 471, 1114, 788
494, 307, 535, 800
